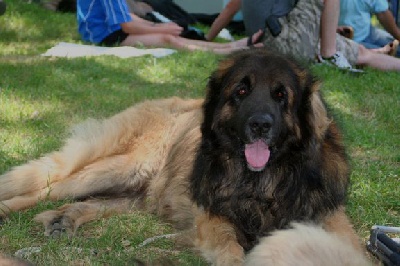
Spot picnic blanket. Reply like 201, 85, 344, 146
42, 42, 176, 58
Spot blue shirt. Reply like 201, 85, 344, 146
77, 0, 132, 44
339, 0, 389, 42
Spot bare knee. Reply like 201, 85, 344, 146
162, 34, 182, 48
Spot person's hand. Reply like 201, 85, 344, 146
156, 22, 183, 36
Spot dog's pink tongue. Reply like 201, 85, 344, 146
245, 140, 270, 169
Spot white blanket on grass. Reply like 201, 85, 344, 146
42, 42, 176, 58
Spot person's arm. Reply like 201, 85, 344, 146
129, 12, 154, 25
120, 13, 183, 36
376, 9, 400, 40
205, 0, 241, 41
320, 0, 340, 58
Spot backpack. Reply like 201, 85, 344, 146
138, 0, 206, 40
140, 0, 197, 26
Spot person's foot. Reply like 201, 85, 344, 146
374, 40, 399, 56
316, 52, 363, 73
389, 40, 399, 57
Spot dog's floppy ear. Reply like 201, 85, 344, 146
295, 67, 331, 141
306, 78, 331, 140
201, 58, 235, 138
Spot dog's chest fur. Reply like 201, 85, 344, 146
191, 151, 345, 251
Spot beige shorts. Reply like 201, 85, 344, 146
263, 0, 359, 65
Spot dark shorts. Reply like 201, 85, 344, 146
100, 29, 129, 47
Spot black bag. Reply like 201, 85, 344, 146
142, 0, 197, 27
141, 0, 206, 40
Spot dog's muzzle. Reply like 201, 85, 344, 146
246, 113, 274, 140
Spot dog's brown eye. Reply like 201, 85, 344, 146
236, 84, 249, 97
272, 86, 286, 102
238, 88, 247, 96
234, 76, 252, 98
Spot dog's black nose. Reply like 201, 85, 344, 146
248, 114, 273, 137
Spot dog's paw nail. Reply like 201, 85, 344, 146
52, 222, 62, 230
51, 230, 61, 238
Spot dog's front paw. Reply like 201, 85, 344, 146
194, 212, 245, 265
214, 242, 244, 266
34, 208, 76, 238
200, 241, 244, 266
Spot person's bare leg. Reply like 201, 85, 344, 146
121, 33, 210, 50
320, 0, 340, 58
356, 44, 400, 71
121, 34, 235, 54
369, 44, 391, 55
162, 30, 264, 50
120, 31, 264, 54
172, 30, 264, 53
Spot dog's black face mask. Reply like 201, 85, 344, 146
204, 51, 308, 172
225, 74, 289, 171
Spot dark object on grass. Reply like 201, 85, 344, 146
140, 0, 206, 40
0, 0, 6, 16
191, 13, 246, 36
41, 0, 76, 12
57, 0, 76, 12
145, 10, 205, 40
367, 225, 400, 266
142, 0, 197, 26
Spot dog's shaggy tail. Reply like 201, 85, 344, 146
244, 223, 371, 266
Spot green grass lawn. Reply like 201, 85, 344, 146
1, 1, 399, 265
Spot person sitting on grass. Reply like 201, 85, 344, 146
77, 0, 264, 55
202, 0, 400, 71
339, 0, 400, 57
257, 0, 400, 71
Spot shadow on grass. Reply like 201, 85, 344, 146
0, 52, 214, 171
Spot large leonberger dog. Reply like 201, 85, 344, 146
0, 49, 367, 265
